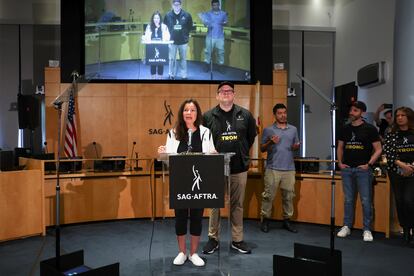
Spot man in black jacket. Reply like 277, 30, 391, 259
202, 81, 257, 254
164, 0, 193, 79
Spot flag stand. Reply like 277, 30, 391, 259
40, 72, 119, 275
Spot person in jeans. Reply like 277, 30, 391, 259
384, 107, 414, 244
337, 101, 382, 242
198, 0, 228, 73
260, 103, 300, 233
202, 81, 257, 254
163, 0, 193, 79
158, 99, 216, 266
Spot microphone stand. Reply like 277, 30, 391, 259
296, 73, 338, 254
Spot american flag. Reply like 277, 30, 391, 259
64, 91, 78, 157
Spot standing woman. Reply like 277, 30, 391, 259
142, 11, 171, 79
384, 107, 414, 243
158, 99, 216, 266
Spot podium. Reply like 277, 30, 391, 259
154, 153, 234, 275
142, 40, 172, 66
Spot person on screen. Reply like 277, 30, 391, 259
259, 103, 300, 234
202, 81, 257, 255
158, 99, 216, 267
383, 107, 414, 244
164, 0, 194, 80
142, 11, 171, 79
336, 101, 382, 242
198, 0, 228, 73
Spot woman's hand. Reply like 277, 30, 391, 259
158, 145, 166, 154
399, 162, 414, 176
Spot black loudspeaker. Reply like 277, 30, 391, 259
274, 243, 342, 276
18, 94, 40, 130
40, 250, 119, 276
335, 82, 357, 135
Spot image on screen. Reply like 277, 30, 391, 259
84, 0, 251, 82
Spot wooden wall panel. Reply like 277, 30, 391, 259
45, 68, 286, 159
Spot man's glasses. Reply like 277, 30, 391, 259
218, 89, 234, 94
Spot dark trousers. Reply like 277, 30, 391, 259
150, 65, 164, 75
175, 208, 204, 236
389, 172, 414, 228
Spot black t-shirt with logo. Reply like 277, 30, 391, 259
338, 122, 380, 167
177, 128, 202, 153
395, 130, 414, 163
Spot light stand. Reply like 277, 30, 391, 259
273, 74, 342, 276
296, 74, 338, 252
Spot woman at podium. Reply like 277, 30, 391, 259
158, 99, 216, 266
142, 11, 171, 79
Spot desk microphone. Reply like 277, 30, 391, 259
130, 141, 136, 171
92, 141, 99, 159
187, 129, 193, 152
43, 141, 48, 154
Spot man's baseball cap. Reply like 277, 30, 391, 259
217, 81, 234, 91
172, 0, 181, 4
351, 101, 367, 112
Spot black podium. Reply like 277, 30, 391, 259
156, 153, 233, 274
143, 41, 171, 66
169, 154, 225, 209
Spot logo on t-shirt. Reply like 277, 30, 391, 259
403, 137, 408, 144
226, 120, 231, 132
351, 132, 356, 142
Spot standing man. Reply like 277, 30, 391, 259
202, 81, 257, 254
164, 0, 193, 80
260, 103, 300, 233
198, 0, 228, 73
337, 101, 382, 242
374, 104, 393, 139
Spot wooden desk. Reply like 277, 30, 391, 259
0, 169, 44, 241
244, 171, 391, 237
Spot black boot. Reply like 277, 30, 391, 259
283, 219, 298, 233
260, 218, 269, 233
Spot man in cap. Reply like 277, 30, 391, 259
164, 0, 194, 79
202, 81, 257, 254
336, 101, 382, 242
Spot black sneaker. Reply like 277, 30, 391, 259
202, 238, 219, 254
231, 241, 251, 254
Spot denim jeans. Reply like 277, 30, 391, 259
204, 38, 225, 65
168, 43, 188, 78
341, 167, 373, 231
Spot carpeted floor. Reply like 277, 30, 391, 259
1, 219, 413, 275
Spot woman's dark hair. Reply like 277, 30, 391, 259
150, 11, 162, 33
391, 106, 414, 133
174, 99, 203, 141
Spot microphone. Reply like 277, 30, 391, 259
43, 141, 48, 154
130, 141, 136, 171
187, 129, 193, 152
92, 141, 99, 159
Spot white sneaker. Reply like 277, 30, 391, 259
189, 253, 205, 267
173, 252, 187, 265
363, 230, 373, 242
337, 226, 351, 238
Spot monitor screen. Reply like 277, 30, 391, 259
84, 0, 251, 82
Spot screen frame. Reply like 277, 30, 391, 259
61, 0, 272, 85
